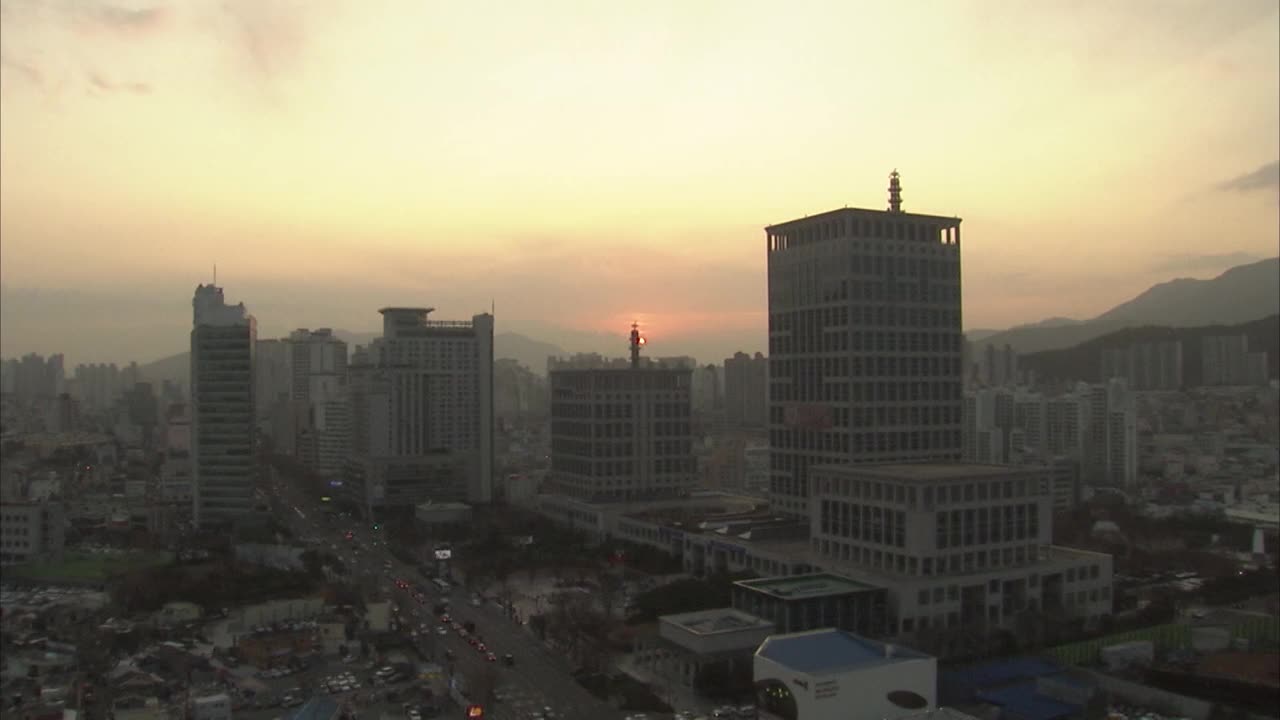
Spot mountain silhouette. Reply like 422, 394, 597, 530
972, 257, 1279, 355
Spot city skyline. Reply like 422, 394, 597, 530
2, 0, 1279, 366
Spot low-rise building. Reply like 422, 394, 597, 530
754, 629, 936, 720
732, 573, 889, 638
0, 499, 65, 565
632, 608, 775, 689
237, 628, 317, 668
191, 692, 232, 720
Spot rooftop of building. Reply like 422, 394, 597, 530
811, 462, 1042, 483
548, 354, 695, 372
736, 572, 881, 600
765, 205, 962, 232
660, 608, 774, 635
756, 628, 930, 675
974, 682, 1080, 720
940, 657, 1066, 700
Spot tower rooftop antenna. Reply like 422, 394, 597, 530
888, 169, 903, 213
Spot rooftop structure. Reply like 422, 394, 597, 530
735, 573, 880, 601
758, 632, 920, 673
662, 608, 775, 636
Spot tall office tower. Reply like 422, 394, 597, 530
288, 329, 348, 472
765, 172, 963, 516
1075, 380, 1136, 487
0, 358, 16, 394
1103, 379, 1138, 487
190, 284, 257, 528
1044, 393, 1086, 460
254, 338, 292, 423
691, 364, 723, 416
345, 307, 493, 513
963, 388, 1011, 464
1013, 390, 1046, 460
547, 324, 695, 502
724, 351, 768, 428
47, 354, 65, 396
1002, 344, 1018, 386
289, 329, 347, 404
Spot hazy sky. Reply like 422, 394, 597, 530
2, 0, 1278, 366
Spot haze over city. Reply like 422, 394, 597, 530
2, 0, 1278, 365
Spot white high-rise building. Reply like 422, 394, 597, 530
345, 307, 494, 512
765, 172, 964, 516
288, 329, 348, 474
190, 284, 257, 527
254, 339, 291, 423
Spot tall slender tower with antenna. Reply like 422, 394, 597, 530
629, 321, 646, 369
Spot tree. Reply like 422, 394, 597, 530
596, 568, 625, 620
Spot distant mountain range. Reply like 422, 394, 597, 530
137, 331, 567, 387
1018, 314, 1280, 385
970, 257, 1279, 354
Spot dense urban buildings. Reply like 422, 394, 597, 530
1201, 335, 1270, 387
765, 172, 964, 516
547, 325, 696, 502
962, 382, 1137, 488
190, 283, 258, 528
344, 307, 495, 513
1100, 340, 1184, 391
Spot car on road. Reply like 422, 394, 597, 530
485, 652, 497, 662
503, 653, 515, 666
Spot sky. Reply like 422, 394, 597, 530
1, 0, 1278, 367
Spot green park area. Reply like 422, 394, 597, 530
11, 550, 174, 582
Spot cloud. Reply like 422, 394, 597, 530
86, 70, 152, 95
1150, 252, 1264, 273
0, 50, 41, 87
219, 0, 308, 88
89, 3, 169, 32
1215, 160, 1280, 193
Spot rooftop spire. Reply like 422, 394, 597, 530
888, 169, 903, 213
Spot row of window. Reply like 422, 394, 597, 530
936, 505, 1040, 548
770, 403, 962, 430
771, 326, 962, 356
768, 428, 963, 455
769, 218, 958, 248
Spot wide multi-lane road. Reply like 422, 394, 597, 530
267, 468, 633, 720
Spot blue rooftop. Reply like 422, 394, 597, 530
939, 657, 1065, 705
289, 696, 340, 720
975, 682, 1079, 720
756, 629, 930, 674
